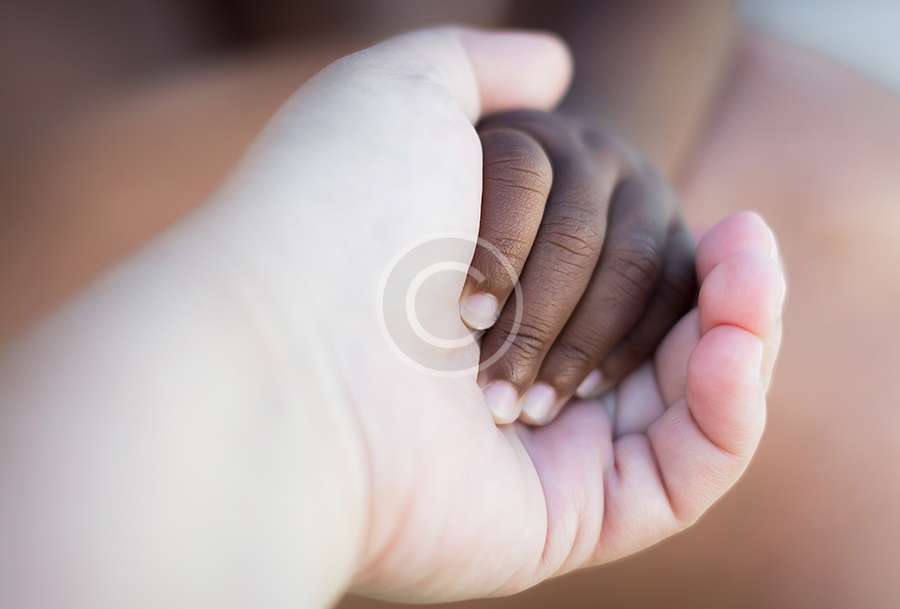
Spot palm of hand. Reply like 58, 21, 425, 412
238, 30, 783, 603
347, 209, 781, 602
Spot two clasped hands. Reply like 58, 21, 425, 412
0, 27, 785, 609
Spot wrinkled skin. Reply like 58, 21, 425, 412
3, 11, 898, 609
0, 27, 785, 608
350, 31, 900, 609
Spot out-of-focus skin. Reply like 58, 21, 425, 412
347, 31, 900, 609
0, 0, 732, 343
0, 45, 348, 344
3, 2, 900, 608
513, 0, 737, 175
0, 26, 784, 607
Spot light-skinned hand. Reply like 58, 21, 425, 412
0, 27, 785, 608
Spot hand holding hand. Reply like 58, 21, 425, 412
217, 27, 783, 602
0, 26, 785, 609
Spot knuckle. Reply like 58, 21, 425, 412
481, 129, 553, 195
473, 236, 530, 276
580, 124, 630, 167
507, 330, 549, 362
348, 55, 445, 99
635, 160, 666, 186
606, 236, 663, 300
487, 234, 533, 252
371, 53, 446, 92
615, 174, 667, 218
553, 338, 598, 368
483, 170, 551, 201
580, 124, 617, 151
540, 217, 604, 264
497, 318, 554, 363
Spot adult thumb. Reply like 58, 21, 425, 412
340, 26, 572, 122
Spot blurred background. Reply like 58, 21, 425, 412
3, 1, 900, 607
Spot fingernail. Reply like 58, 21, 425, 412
482, 381, 520, 424
520, 383, 557, 425
460, 293, 500, 330
575, 370, 605, 399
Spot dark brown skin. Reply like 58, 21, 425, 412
0, 0, 730, 342
6, 3, 900, 607
469, 111, 696, 424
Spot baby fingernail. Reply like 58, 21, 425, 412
575, 370, 605, 398
482, 381, 520, 424
460, 293, 499, 330
521, 383, 557, 425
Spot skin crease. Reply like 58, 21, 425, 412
344, 33, 900, 609
2, 10, 900, 609
471, 112, 696, 425
0, 27, 784, 607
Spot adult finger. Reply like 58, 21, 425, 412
346, 27, 572, 123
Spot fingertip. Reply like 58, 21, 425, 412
457, 28, 573, 116
519, 383, 559, 426
348, 26, 571, 124
482, 380, 521, 424
460, 293, 500, 331
575, 369, 607, 399
699, 251, 786, 339
696, 211, 776, 281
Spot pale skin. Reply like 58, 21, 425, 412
3, 5, 900, 605
0, 28, 786, 608
6, 8, 900, 608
